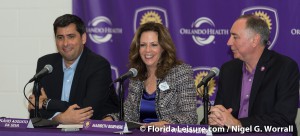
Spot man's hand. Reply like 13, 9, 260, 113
102, 116, 113, 121
208, 105, 242, 128
28, 88, 48, 110
53, 104, 93, 124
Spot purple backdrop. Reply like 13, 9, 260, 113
72, 0, 300, 106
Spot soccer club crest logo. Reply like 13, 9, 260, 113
84, 121, 91, 129
111, 66, 120, 92
193, 67, 218, 105
242, 6, 279, 49
133, 6, 169, 32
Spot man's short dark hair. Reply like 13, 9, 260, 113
53, 14, 86, 35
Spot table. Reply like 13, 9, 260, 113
0, 127, 292, 136
1, 127, 155, 136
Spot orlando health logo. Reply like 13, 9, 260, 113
86, 16, 122, 44
242, 6, 279, 49
291, 28, 300, 36
180, 17, 229, 46
133, 6, 169, 32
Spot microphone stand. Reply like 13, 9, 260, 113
30, 79, 59, 127
113, 80, 132, 134
31, 80, 45, 126
118, 80, 124, 121
203, 84, 209, 124
33, 81, 40, 117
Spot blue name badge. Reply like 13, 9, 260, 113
0, 118, 33, 129
159, 124, 209, 136
82, 120, 126, 132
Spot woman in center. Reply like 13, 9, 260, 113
104, 22, 197, 126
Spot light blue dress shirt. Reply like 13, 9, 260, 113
50, 52, 82, 119
61, 55, 81, 102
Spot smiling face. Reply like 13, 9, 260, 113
227, 18, 256, 61
55, 23, 86, 67
139, 31, 164, 70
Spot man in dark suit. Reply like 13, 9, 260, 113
28, 14, 119, 124
208, 14, 299, 135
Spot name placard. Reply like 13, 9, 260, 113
82, 120, 125, 132
0, 118, 33, 129
159, 124, 209, 136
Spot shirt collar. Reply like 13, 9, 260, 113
62, 52, 83, 71
242, 63, 256, 76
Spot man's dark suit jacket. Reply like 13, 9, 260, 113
215, 48, 299, 134
30, 47, 119, 120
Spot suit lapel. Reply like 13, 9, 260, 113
69, 47, 88, 103
54, 57, 64, 100
232, 60, 243, 116
51, 55, 64, 100
248, 48, 271, 114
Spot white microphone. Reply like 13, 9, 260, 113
197, 67, 219, 88
28, 64, 53, 83
113, 68, 138, 83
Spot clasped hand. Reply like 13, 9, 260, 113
208, 105, 241, 128
53, 104, 93, 124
